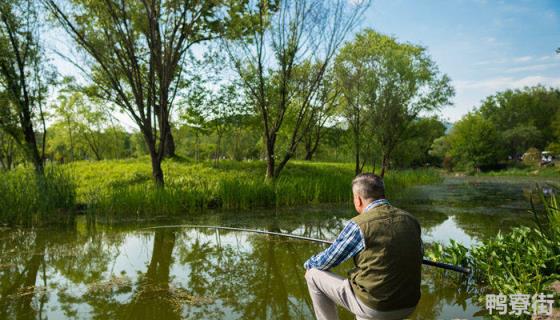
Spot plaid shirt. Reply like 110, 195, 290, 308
304, 199, 390, 270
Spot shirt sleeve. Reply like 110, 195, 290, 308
303, 221, 365, 270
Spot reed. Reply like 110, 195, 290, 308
74, 159, 442, 218
0, 166, 76, 225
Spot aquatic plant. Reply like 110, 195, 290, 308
426, 190, 560, 308
0, 166, 76, 225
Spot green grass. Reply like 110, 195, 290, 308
0, 166, 76, 225
65, 158, 442, 218
0, 158, 441, 223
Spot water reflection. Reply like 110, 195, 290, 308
0, 226, 484, 320
1, 176, 556, 319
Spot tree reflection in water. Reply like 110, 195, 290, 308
0, 214, 484, 320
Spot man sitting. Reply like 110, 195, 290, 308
304, 173, 423, 320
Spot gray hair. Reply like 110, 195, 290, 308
351, 173, 385, 200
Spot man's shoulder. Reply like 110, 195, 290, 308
351, 205, 419, 225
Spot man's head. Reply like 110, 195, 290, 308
351, 173, 385, 214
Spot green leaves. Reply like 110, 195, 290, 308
334, 29, 454, 175
431, 191, 560, 303
446, 112, 502, 170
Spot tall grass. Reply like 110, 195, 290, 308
74, 159, 442, 218
0, 166, 76, 225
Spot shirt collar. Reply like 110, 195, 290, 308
363, 198, 389, 213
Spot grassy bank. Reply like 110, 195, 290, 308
67, 158, 441, 218
0, 159, 441, 224
0, 167, 76, 225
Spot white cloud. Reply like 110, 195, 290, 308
504, 62, 560, 73
455, 75, 560, 92
513, 55, 532, 62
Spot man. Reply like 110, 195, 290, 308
304, 173, 422, 320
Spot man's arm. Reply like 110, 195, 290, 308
303, 221, 365, 270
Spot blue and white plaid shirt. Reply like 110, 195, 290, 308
304, 199, 390, 270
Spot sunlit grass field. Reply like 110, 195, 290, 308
0, 158, 442, 224
68, 158, 442, 217
0, 158, 441, 224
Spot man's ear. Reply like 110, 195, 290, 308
356, 195, 363, 207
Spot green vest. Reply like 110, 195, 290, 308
348, 204, 422, 311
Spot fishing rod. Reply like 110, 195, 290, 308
144, 224, 471, 274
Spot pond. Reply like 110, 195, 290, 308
0, 176, 557, 319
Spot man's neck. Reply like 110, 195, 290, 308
362, 198, 389, 214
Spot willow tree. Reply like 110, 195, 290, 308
44, 0, 253, 186
0, 0, 50, 174
225, 0, 369, 179
335, 29, 454, 177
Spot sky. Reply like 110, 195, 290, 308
361, 0, 560, 121
48, 0, 560, 124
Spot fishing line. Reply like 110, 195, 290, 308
143, 224, 471, 274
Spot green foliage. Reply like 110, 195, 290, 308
427, 191, 560, 303
501, 124, 542, 157
522, 147, 541, 166
392, 117, 446, 167
334, 29, 454, 175
425, 240, 470, 268
479, 85, 560, 154
69, 159, 441, 218
0, 0, 52, 172
470, 225, 559, 296
447, 113, 502, 170
0, 166, 76, 225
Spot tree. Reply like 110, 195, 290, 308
52, 89, 80, 161
0, 130, 17, 170
44, 0, 254, 186
335, 29, 454, 176
478, 86, 560, 153
225, 0, 369, 179
206, 82, 250, 163
447, 112, 501, 170
392, 117, 446, 168
501, 124, 542, 158
0, 0, 51, 174
302, 67, 340, 161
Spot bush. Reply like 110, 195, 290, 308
522, 147, 541, 166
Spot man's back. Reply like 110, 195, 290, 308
349, 204, 423, 311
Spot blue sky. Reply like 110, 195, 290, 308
49, 0, 559, 124
361, 0, 560, 121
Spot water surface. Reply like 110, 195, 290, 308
0, 176, 556, 319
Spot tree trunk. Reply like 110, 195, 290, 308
162, 123, 175, 158
151, 155, 164, 187
214, 134, 222, 165
147, 140, 164, 187
304, 138, 313, 160
266, 140, 275, 179
304, 132, 321, 161
23, 123, 43, 174
380, 154, 388, 177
